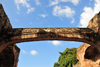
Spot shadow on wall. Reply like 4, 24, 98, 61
84, 46, 99, 61
0, 45, 14, 67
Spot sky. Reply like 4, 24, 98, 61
0, 0, 100, 67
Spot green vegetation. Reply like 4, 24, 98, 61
54, 48, 78, 67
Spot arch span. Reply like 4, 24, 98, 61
1, 3, 100, 67
0, 3, 100, 53
0, 28, 98, 53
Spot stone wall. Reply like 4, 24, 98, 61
76, 12, 100, 67
1, 3, 100, 67
0, 44, 20, 67
76, 43, 100, 67
0, 4, 20, 67
0, 3, 12, 32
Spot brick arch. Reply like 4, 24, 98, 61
0, 28, 97, 53
0, 3, 100, 53
1, 3, 100, 67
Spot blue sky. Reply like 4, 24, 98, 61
1, 0, 100, 67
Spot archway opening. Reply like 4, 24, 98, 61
16, 40, 83, 67
84, 46, 99, 61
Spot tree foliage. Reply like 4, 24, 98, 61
54, 48, 78, 67
54, 62, 60, 67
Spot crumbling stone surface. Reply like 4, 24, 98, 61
0, 3, 12, 32
12, 44, 20, 67
0, 45, 14, 67
0, 4, 20, 67
87, 12, 100, 33
1, 3, 100, 67
73, 61, 81, 67
0, 44, 20, 67
77, 43, 100, 67
75, 13, 100, 67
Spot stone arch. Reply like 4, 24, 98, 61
0, 28, 97, 53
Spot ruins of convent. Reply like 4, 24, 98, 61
0, 3, 100, 67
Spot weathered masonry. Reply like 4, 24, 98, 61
1, 3, 100, 67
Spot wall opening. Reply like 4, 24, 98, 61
84, 46, 99, 61
16, 40, 83, 67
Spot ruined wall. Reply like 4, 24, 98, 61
76, 43, 100, 67
1, 3, 100, 67
76, 12, 100, 67
0, 3, 20, 67
0, 44, 20, 67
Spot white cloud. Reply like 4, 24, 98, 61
71, 18, 75, 24
70, 0, 80, 5
70, 41, 75, 43
47, 40, 51, 43
52, 40, 61, 46
90, 0, 92, 1
30, 50, 38, 55
53, 6, 75, 18
79, 7, 94, 27
14, 0, 35, 14
47, 40, 62, 46
15, 0, 30, 10
39, 14, 47, 18
79, 0, 100, 27
16, 12, 20, 14
15, 19, 19, 21
27, 7, 35, 14
35, 0, 41, 5
49, 0, 59, 6
22, 50, 28, 54
49, 0, 80, 6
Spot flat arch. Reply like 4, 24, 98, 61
0, 28, 97, 53
8, 37, 96, 45
0, 37, 96, 53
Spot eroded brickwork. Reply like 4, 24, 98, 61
1, 3, 100, 67
0, 4, 20, 67
76, 12, 100, 67
0, 28, 98, 53
0, 44, 20, 67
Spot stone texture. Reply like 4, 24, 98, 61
77, 43, 100, 67
0, 3, 12, 32
0, 44, 20, 67
76, 12, 100, 67
12, 44, 20, 67
1, 3, 100, 67
0, 28, 97, 53
73, 61, 81, 67
0, 4, 20, 67
75, 12, 100, 67
87, 12, 100, 33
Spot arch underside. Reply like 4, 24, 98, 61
3, 28, 98, 44
9, 37, 95, 45
0, 28, 99, 52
